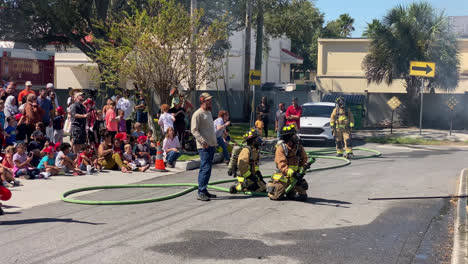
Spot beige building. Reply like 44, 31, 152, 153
53, 48, 98, 90
316, 38, 468, 94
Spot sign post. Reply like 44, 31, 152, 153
249, 70, 261, 127
447, 96, 458, 136
387, 96, 402, 134
409, 61, 436, 135
419, 84, 424, 135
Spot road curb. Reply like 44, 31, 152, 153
175, 153, 223, 171
452, 168, 468, 264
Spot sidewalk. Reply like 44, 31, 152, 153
2, 168, 183, 212
354, 128, 468, 142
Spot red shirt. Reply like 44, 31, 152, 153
18, 90, 36, 104
105, 108, 118, 132
285, 105, 302, 128
78, 152, 93, 166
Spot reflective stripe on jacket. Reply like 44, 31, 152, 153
330, 107, 355, 128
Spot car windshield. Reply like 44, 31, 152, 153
302, 105, 335, 118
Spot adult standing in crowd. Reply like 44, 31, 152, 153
102, 98, 113, 116
23, 94, 43, 141
18, 81, 36, 105
256, 96, 270, 137
4, 95, 18, 122
84, 98, 97, 147
105, 99, 118, 139
49, 92, 57, 112
46, 83, 59, 107
0, 83, 15, 102
135, 91, 148, 131
213, 110, 231, 163
37, 88, 54, 128
285, 97, 302, 128
191, 92, 217, 202
169, 97, 186, 144
117, 91, 134, 135
70, 92, 88, 154
275, 102, 286, 139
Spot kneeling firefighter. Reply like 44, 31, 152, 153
330, 96, 355, 159
229, 128, 266, 193
267, 124, 311, 201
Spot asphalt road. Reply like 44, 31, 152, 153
1, 143, 466, 264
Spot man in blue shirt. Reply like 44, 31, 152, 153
37, 88, 53, 128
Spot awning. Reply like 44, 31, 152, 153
281, 49, 303, 64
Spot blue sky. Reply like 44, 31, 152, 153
314, 0, 468, 37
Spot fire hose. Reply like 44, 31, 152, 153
61, 147, 381, 205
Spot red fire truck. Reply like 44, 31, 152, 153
0, 41, 54, 86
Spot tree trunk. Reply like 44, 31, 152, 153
400, 77, 423, 126
243, 0, 252, 121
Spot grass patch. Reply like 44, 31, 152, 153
365, 136, 461, 145
178, 154, 200, 161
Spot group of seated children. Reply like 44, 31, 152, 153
0, 125, 165, 187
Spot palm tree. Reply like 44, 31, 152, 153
362, 19, 381, 38
362, 2, 460, 124
338, 13, 355, 37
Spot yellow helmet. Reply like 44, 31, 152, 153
280, 124, 297, 137
243, 128, 260, 142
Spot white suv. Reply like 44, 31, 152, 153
298, 102, 335, 143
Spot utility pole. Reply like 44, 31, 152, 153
253, 0, 264, 124
189, 0, 197, 92
243, 0, 252, 121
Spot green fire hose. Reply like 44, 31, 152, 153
61, 147, 381, 205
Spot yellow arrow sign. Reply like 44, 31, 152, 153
249, 70, 261, 86
409, 61, 435, 78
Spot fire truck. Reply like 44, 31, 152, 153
0, 41, 54, 86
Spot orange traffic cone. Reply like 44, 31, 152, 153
154, 142, 168, 172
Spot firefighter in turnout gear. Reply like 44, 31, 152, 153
229, 128, 266, 194
267, 124, 309, 201
330, 97, 355, 159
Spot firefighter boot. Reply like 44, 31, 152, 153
229, 185, 237, 194
296, 193, 308, 202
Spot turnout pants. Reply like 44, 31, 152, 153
234, 176, 266, 193
267, 179, 307, 200
335, 128, 352, 154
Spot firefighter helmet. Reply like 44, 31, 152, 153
336, 96, 345, 108
280, 124, 298, 137
243, 128, 260, 142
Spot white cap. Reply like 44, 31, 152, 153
25, 81, 32, 86
46, 83, 54, 89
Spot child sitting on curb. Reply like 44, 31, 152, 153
122, 144, 150, 172
0, 162, 19, 187
37, 146, 59, 178
13, 143, 40, 179
55, 143, 84, 176
77, 144, 101, 173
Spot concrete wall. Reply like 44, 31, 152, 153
344, 92, 468, 130
317, 38, 468, 94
